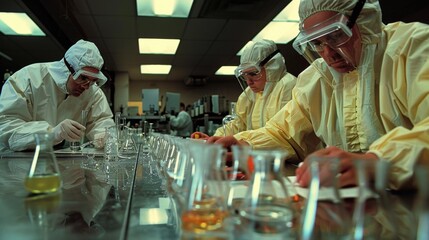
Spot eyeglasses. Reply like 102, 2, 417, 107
74, 75, 99, 87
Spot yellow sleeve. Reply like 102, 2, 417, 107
368, 22, 429, 190
234, 89, 321, 164
214, 91, 249, 136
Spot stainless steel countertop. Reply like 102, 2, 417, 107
0, 148, 422, 240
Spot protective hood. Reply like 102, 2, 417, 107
298, 0, 386, 147
47, 59, 70, 94
239, 39, 287, 101
298, 0, 383, 45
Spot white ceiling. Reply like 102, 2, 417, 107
1, 0, 429, 84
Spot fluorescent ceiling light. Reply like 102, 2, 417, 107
136, 0, 194, 18
236, 0, 300, 55
138, 38, 180, 54
140, 64, 171, 74
273, 0, 300, 21
252, 22, 300, 44
215, 66, 236, 76
0, 12, 45, 36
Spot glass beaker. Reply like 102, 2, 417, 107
104, 125, 119, 161
118, 126, 138, 159
70, 109, 89, 151
25, 133, 62, 194
238, 149, 295, 238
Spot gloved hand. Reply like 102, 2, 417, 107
93, 132, 106, 149
53, 119, 86, 143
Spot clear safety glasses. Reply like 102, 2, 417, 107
234, 49, 280, 82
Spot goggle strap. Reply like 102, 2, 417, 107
347, 0, 366, 28
259, 49, 280, 66
63, 58, 75, 75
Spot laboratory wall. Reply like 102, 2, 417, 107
129, 79, 243, 108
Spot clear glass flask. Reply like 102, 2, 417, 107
25, 132, 62, 194
181, 143, 229, 237
238, 149, 295, 238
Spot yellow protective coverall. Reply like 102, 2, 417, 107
214, 40, 296, 136
235, 21, 429, 190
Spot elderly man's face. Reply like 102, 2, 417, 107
303, 11, 362, 73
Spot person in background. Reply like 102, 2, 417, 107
208, 0, 429, 190
170, 102, 193, 137
0, 39, 115, 152
191, 39, 296, 138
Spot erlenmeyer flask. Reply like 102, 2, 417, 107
238, 149, 295, 238
118, 126, 138, 159
351, 159, 395, 240
25, 132, 62, 194
301, 156, 351, 240
181, 143, 229, 237
226, 145, 251, 216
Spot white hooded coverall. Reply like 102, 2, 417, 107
0, 60, 115, 152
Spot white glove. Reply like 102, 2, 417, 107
53, 119, 86, 143
93, 132, 106, 149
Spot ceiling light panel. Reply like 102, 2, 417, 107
138, 38, 180, 54
0, 12, 45, 36
136, 0, 194, 18
140, 64, 172, 74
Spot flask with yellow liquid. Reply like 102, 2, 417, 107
25, 132, 62, 194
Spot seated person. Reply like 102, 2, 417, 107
208, 0, 429, 191
0, 39, 115, 152
191, 39, 296, 138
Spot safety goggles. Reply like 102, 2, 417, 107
293, 0, 365, 57
64, 58, 108, 87
235, 49, 280, 82
72, 69, 101, 87
293, 13, 352, 55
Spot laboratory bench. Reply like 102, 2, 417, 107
0, 146, 425, 240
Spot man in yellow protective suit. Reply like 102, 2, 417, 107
191, 39, 296, 138
209, 0, 429, 190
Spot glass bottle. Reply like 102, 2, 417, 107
238, 149, 295, 238
24, 132, 62, 194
